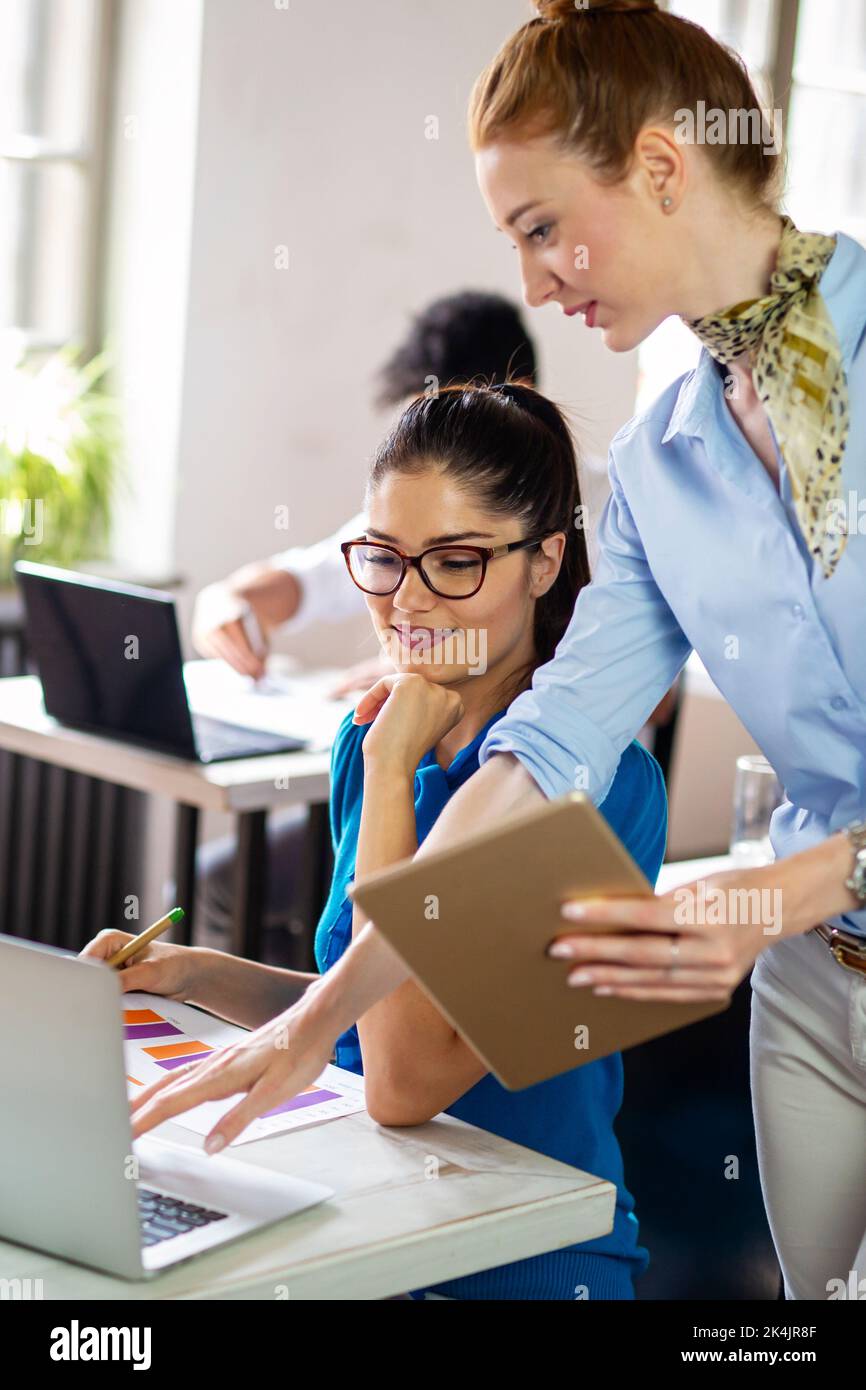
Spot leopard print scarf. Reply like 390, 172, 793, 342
686, 217, 848, 578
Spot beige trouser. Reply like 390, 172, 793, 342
750, 928, 866, 1300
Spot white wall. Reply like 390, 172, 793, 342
102, 0, 205, 925
166, 0, 639, 663
105, 0, 641, 918
105, 0, 204, 579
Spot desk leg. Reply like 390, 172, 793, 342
233, 810, 268, 961
294, 802, 333, 971
174, 805, 199, 946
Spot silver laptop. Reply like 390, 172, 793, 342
0, 935, 332, 1279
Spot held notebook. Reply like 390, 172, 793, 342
349, 792, 726, 1090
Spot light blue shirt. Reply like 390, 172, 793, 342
480, 230, 866, 936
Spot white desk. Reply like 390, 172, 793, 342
0, 665, 617, 1300
656, 855, 736, 894
0, 667, 353, 957
0, 1111, 615, 1301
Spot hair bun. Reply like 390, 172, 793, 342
536, 0, 658, 18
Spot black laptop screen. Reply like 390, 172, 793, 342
15, 565, 197, 759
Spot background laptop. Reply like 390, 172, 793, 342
14, 561, 307, 762
0, 935, 332, 1279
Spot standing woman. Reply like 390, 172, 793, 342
460, 0, 866, 1302
131, 0, 866, 1302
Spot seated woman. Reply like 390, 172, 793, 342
83, 382, 667, 1300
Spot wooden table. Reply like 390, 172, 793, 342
0, 1111, 616, 1300
0, 672, 350, 959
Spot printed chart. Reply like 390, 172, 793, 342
122, 992, 366, 1145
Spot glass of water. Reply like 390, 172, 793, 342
730, 755, 782, 866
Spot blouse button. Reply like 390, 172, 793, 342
830, 695, 849, 712
792, 603, 805, 620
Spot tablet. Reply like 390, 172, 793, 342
349, 792, 726, 1090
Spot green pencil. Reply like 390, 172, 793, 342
107, 907, 185, 969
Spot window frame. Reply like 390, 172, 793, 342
0, 0, 116, 358
637, 0, 802, 412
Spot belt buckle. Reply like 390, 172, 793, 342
826, 927, 866, 976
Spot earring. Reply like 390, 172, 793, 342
662, 196, 673, 211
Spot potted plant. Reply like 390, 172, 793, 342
0, 335, 121, 590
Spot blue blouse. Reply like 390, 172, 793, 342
314, 706, 668, 1300
480, 232, 866, 937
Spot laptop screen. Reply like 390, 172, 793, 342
15, 564, 197, 759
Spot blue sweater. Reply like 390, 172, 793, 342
314, 707, 667, 1300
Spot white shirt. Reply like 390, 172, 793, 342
271, 510, 368, 632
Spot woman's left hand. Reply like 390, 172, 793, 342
352, 672, 464, 776
131, 982, 340, 1149
549, 862, 790, 1002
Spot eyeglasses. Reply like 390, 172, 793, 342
340, 535, 549, 600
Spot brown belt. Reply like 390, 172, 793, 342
813, 923, 866, 976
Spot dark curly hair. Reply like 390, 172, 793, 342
376, 291, 538, 408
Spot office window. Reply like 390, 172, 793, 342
785, 0, 866, 243
636, 0, 789, 411
0, 0, 110, 353
672, 0, 778, 100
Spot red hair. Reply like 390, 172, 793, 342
468, 0, 782, 207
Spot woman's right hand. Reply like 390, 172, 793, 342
353, 672, 464, 776
191, 581, 268, 679
79, 931, 204, 1001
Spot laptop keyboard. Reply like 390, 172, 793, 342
138, 1186, 230, 1246
191, 713, 305, 762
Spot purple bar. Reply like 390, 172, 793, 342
123, 1022, 182, 1041
155, 1051, 211, 1070
263, 1088, 340, 1117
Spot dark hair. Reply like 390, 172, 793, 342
366, 382, 589, 693
469, 0, 782, 209
376, 291, 538, 408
